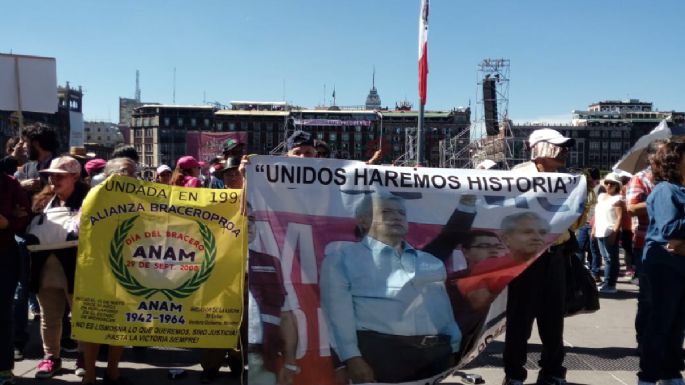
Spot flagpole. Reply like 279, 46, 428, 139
417, 104, 424, 165
417, 0, 429, 166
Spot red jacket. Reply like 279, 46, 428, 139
0, 174, 30, 248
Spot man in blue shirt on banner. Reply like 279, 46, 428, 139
320, 192, 461, 383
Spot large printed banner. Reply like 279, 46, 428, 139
73, 176, 246, 348
247, 156, 586, 385
186, 131, 248, 162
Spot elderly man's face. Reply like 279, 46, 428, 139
115, 162, 137, 178
368, 199, 408, 239
502, 218, 548, 261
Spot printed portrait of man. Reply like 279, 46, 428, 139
447, 212, 552, 356
462, 230, 508, 270
320, 192, 461, 384
500, 211, 550, 263
447, 230, 509, 353
455, 211, 552, 298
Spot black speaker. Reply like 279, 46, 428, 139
483, 77, 499, 136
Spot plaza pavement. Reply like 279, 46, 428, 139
13, 276, 646, 385
445, 276, 643, 385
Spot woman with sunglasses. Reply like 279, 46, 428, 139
592, 172, 625, 294
29, 156, 89, 380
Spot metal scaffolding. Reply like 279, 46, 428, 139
393, 127, 419, 166
438, 58, 523, 169
438, 126, 471, 168
471, 58, 515, 169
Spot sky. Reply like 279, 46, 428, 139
3, 0, 684, 125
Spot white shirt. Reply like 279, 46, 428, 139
594, 193, 622, 237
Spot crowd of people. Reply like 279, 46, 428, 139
0, 122, 683, 385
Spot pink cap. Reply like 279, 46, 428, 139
39, 156, 82, 175
84, 158, 107, 176
176, 155, 200, 170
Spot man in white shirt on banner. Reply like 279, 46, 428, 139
321, 192, 461, 383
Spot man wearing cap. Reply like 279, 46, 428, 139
213, 157, 242, 189
84, 159, 107, 187
222, 139, 245, 159
155, 165, 172, 185
286, 131, 317, 158
171, 156, 203, 188
502, 128, 583, 385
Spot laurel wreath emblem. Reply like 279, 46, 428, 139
109, 215, 217, 300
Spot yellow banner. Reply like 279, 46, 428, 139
72, 176, 245, 348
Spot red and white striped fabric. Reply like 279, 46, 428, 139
418, 0, 429, 106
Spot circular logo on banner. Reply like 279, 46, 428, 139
109, 215, 216, 300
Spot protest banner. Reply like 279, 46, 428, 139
72, 176, 246, 348
247, 156, 586, 385
186, 131, 248, 162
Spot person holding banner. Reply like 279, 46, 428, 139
216, 157, 242, 191
314, 139, 331, 159
321, 192, 461, 383
80, 158, 136, 385
199, 157, 246, 383
286, 131, 318, 158
503, 128, 580, 385
26, 156, 89, 380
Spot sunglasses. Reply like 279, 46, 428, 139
48, 173, 72, 180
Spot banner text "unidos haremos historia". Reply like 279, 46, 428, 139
256, 164, 579, 194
